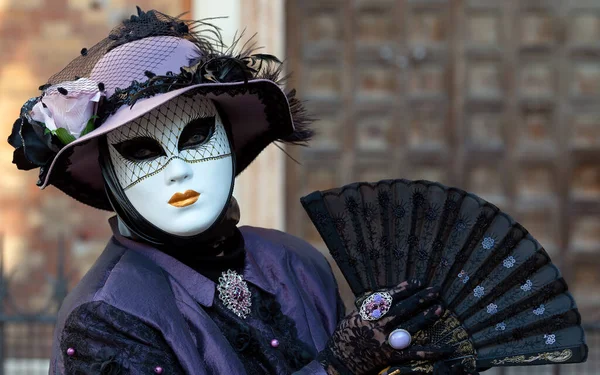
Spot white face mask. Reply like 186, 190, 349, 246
107, 95, 233, 236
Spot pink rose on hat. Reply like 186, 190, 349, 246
29, 78, 104, 144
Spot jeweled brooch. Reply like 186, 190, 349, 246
217, 270, 252, 319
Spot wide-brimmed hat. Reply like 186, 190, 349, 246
7, 7, 311, 210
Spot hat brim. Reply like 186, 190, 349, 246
42, 79, 294, 210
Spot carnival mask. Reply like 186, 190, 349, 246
106, 95, 233, 236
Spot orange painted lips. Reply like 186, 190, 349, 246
168, 190, 200, 208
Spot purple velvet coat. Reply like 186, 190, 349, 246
49, 218, 344, 374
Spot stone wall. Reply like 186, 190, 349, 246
195, 0, 287, 232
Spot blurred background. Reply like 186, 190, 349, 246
0, 0, 599, 374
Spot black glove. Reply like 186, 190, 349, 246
317, 279, 451, 375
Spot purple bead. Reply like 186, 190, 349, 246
154, 366, 163, 374
371, 309, 382, 319
270, 339, 280, 348
389, 329, 412, 350
66, 348, 75, 357
373, 294, 383, 303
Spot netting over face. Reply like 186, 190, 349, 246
46, 8, 219, 86
107, 94, 231, 190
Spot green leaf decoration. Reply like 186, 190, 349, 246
43, 126, 51, 135
80, 115, 99, 137
53, 128, 76, 145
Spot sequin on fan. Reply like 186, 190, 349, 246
544, 334, 556, 345
487, 303, 498, 315
503, 256, 516, 268
520, 280, 533, 292
533, 304, 546, 316
482, 237, 495, 250
473, 286, 485, 298
454, 219, 468, 232
495, 322, 506, 331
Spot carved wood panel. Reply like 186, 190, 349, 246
286, 1, 600, 333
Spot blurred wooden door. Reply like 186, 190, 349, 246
285, 0, 600, 319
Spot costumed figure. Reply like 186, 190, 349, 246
8, 8, 468, 375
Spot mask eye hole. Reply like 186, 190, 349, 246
178, 116, 215, 151
112, 137, 165, 162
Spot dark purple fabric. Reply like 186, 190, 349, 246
49, 217, 343, 374
61, 301, 184, 374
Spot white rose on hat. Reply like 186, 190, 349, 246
29, 77, 104, 144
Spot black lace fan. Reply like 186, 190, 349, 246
301, 179, 588, 371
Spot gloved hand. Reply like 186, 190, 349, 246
317, 279, 450, 375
